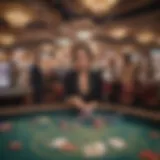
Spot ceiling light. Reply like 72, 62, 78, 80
0, 33, 15, 46
136, 31, 154, 44
80, 0, 119, 15
77, 30, 92, 40
108, 27, 128, 39
56, 37, 72, 46
4, 4, 34, 28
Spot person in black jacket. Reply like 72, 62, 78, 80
29, 56, 44, 104
64, 43, 102, 114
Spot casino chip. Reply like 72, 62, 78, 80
61, 142, 78, 152
0, 122, 12, 132
50, 137, 69, 149
8, 141, 22, 151
50, 138, 77, 152
83, 144, 94, 157
109, 137, 126, 149
139, 150, 159, 160
93, 118, 104, 129
82, 141, 106, 158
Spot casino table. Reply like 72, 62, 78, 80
0, 104, 160, 160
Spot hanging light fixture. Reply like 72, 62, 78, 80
3, 4, 34, 28
0, 33, 15, 46
76, 30, 93, 40
108, 27, 128, 40
136, 31, 154, 44
56, 37, 72, 47
80, 0, 119, 15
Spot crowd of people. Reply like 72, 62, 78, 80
0, 41, 159, 109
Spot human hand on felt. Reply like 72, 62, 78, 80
80, 102, 97, 116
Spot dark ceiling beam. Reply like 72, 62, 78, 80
111, 0, 157, 16
106, 10, 160, 26
101, 0, 159, 23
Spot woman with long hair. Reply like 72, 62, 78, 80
64, 43, 102, 114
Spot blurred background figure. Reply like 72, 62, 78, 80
0, 50, 11, 88
120, 54, 137, 105
64, 43, 102, 114
38, 42, 63, 102
12, 48, 32, 88
103, 57, 119, 103
29, 55, 44, 104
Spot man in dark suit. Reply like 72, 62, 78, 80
30, 56, 44, 104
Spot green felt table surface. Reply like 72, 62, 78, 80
0, 110, 160, 160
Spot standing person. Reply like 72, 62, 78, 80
103, 58, 120, 103
0, 50, 11, 88
120, 54, 137, 105
64, 43, 102, 114
29, 55, 44, 104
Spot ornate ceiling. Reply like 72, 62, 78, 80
0, 0, 159, 49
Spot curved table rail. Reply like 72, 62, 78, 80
0, 103, 159, 121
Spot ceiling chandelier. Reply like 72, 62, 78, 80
3, 4, 34, 28
56, 37, 72, 47
76, 30, 93, 40
0, 33, 15, 46
136, 31, 154, 44
108, 27, 128, 39
80, 0, 119, 15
